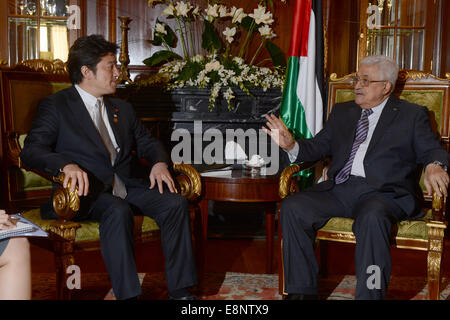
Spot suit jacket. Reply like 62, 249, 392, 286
292, 95, 449, 217
20, 86, 169, 218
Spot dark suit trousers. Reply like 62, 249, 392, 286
281, 176, 407, 300
85, 186, 197, 300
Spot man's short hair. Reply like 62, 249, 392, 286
67, 35, 119, 84
360, 55, 399, 91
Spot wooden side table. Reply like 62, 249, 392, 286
198, 170, 281, 275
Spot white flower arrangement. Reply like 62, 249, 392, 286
145, 0, 287, 111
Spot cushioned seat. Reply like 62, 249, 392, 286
22, 208, 160, 243
319, 211, 431, 241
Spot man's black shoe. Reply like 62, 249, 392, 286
283, 293, 318, 300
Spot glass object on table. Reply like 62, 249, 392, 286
47, 0, 56, 16
40, 0, 47, 15
24, 0, 37, 15
18, 0, 25, 15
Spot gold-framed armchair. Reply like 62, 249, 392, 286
278, 70, 450, 300
0, 60, 202, 299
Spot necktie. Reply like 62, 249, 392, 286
335, 108, 373, 184
93, 99, 127, 199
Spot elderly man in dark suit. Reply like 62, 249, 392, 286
264, 55, 449, 300
20, 35, 197, 300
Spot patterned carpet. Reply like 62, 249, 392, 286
31, 272, 450, 300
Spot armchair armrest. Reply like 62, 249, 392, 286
173, 163, 201, 202
279, 161, 320, 199
51, 173, 81, 221
430, 191, 447, 225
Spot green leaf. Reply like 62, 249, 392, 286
162, 23, 178, 48
265, 41, 286, 68
176, 61, 203, 82
152, 19, 177, 48
142, 50, 182, 67
241, 16, 256, 31
201, 20, 222, 51
149, 38, 162, 46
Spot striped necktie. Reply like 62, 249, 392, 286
335, 108, 373, 184
94, 99, 127, 199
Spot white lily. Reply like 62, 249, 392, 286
175, 1, 191, 17
205, 60, 222, 73
249, 5, 274, 25
162, 3, 175, 16
230, 7, 246, 24
205, 4, 219, 19
218, 5, 228, 18
155, 23, 167, 35
223, 27, 236, 44
258, 25, 276, 39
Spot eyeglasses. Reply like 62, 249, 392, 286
350, 76, 388, 87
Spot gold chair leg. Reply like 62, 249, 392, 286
49, 221, 81, 300
426, 223, 446, 300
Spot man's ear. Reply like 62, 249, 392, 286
384, 81, 394, 95
80, 65, 93, 80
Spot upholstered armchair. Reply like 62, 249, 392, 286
278, 70, 450, 300
0, 60, 202, 299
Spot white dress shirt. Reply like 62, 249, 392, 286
286, 97, 389, 178
75, 84, 120, 152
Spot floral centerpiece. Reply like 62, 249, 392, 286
144, 0, 287, 111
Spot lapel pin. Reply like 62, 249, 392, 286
113, 107, 119, 122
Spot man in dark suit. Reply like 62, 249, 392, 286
20, 35, 197, 300
263, 55, 449, 300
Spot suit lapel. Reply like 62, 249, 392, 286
366, 95, 401, 156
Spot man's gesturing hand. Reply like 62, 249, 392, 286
62, 164, 90, 196
424, 162, 449, 198
262, 114, 296, 151
149, 162, 177, 194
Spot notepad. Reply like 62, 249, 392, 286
0, 221, 34, 241
0, 214, 48, 240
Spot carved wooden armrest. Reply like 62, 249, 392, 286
51, 173, 81, 221
428, 190, 447, 226
173, 163, 201, 202
279, 161, 320, 199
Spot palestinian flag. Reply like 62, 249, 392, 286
280, 0, 325, 140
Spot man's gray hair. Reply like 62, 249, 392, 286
360, 55, 399, 90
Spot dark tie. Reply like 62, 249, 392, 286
94, 99, 127, 199
335, 108, 373, 184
